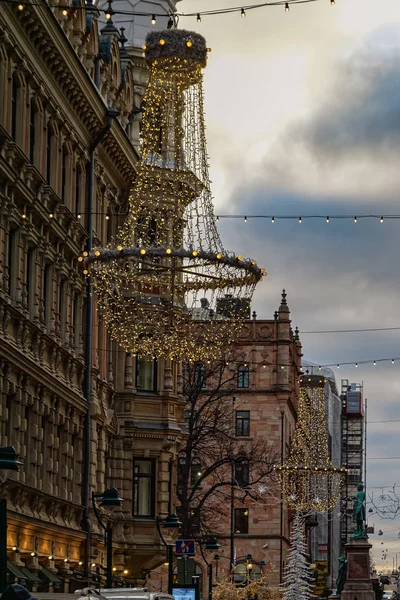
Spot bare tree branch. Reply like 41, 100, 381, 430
177, 354, 280, 537
368, 485, 400, 520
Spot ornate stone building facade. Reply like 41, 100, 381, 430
148, 292, 302, 594
217, 292, 302, 587
0, 0, 185, 592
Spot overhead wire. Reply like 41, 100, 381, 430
0, 0, 339, 18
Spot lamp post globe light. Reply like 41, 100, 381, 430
0, 446, 23, 593
91, 487, 123, 588
199, 537, 220, 600
156, 513, 181, 594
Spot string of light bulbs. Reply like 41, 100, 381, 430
217, 214, 400, 223
22, 210, 400, 223
305, 357, 400, 369
87, 345, 400, 370
301, 326, 400, 334
2, 0, 338, 19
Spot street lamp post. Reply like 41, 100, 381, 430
0, 446, 23, 593
156, 513, 181, 594
199, 537, 220, 600
92, 487, 123, 588
230, 460, 235, 569
246, 554, 253, 599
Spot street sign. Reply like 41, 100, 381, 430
176, 539, 195, 556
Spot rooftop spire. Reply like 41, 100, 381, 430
279, 288, 289, 313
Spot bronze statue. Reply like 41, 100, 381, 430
336, 556, 347, 595
352, 482, 367, 539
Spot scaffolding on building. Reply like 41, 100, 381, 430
340, 380, 364, 553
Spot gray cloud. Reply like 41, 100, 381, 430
180, 8, 400, 567
293, 45, 400, 159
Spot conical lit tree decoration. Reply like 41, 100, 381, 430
82, 29, 264, 360
275, 375, 346, 511
282, 511, 314, 600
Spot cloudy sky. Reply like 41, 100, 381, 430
179, 0, 400, 570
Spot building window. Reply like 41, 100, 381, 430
136, 357, 157, 392
61, 146, 67, 203
46, 126, 52, 184
237, 364, 249, 388
26, 247, 36, 313
58, 278, 66, 339
29, 99, 36, 163
191, 458, 202, 487
194, 363, 206, 388
7, 228, 17, 297
75, 167, 81, 217
137, 216, 157, 247
43, 263, 52, 324
234, 508, 249, 534
236, 411, 250, 437
11, 74, 18, 140
132, 459, 155, 518
234, 459, 249, 488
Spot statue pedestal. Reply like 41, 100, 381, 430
340, 539, 375, 600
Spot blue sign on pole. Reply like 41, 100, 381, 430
176, 539, 195, 556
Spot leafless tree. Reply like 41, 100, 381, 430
177, 355, 280, 538
368, 485, 400, 520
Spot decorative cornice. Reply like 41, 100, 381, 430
1, 5, 139, 184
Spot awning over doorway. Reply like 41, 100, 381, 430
19, 568, 42, 585
7, 561, 29, 584
40, 567, 62, 585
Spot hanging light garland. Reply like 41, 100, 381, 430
2, 0, 337, 19
39, 211, 400, 224
80, 29, 264, 361
275, 375, 346, 511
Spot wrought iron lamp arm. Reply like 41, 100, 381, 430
214, 553, 234, 569
92, 491, 106, 531
156, 517, 169, 547
199, 542, 209, 566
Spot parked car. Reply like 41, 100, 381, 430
380, 576, 391, 585
75, 588, 175, 600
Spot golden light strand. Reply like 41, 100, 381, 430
275, 376, 346, 511
81, 29, 264, 361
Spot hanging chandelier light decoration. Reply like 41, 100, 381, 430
80, 29, 265, 361
274, 375, 346, 511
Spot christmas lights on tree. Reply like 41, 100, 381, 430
81, 29, 264, 360
275, 375, 346, 511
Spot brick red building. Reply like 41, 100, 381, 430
147, 291, 302, 596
